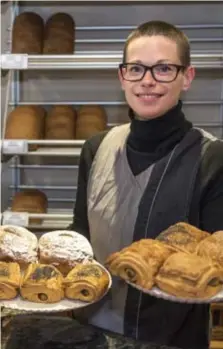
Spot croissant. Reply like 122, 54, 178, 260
105, 239, 172, 289
64, 263, 110, 302
196, 231, 223, 271
20, 264, 64, 303
156, 222, 210, 254
0, 262, 21, 300
156, 252, 223, 299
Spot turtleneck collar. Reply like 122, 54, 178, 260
127, 100, 192, 153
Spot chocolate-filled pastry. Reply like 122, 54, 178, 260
0, 262, 21, 300
196, 231, 223, 270
105, 239, 172, 289
20, 264, 64, 303
64, 263, 110, 302
156, 252, 223, 299
156, 222, 209, 254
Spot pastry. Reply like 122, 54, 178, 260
0, 262, 21, 300
76, 105, 107, 139
156, 222, 210, 254
12, 12, 44, 54
0, 225, 38, 268
43, 13, 75, 54
156, 252, 222, 299
105, 239, 172, 289
20, 264, 64, 303
11, 189, 48, 224
64, 263, 109, 302
4, 105, 46, 150
196, 231, 223, 269
39, 230, 94, 275
45, 106, 76, 140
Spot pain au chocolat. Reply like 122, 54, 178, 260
0, 262, 21, 300
155, 252, 222, 299
156, 222, 210, 254
20, 264, 64, 303
105, 239, 173, 289
64, 263, 110, 302
196, 231, 223, 270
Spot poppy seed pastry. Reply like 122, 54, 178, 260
155, 252, 223, 299
156, 222, 210, 254
64, 263, 110, 302
39, 230, 94, 275
20, 263, 64, 303
0, 262, 21, 300
0, 225, 38, 267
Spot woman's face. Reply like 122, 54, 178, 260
118, 35, 195, 120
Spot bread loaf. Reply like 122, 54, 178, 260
43, 13, 75, 54
12, 12, 44, 54
76, 105, 107, 139
4, 106, 45, 150
45, 106, 76, 139
11, 190, 48, 224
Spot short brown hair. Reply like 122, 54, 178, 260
123, 20, 191, 67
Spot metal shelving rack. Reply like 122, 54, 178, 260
1, 1, 223, 231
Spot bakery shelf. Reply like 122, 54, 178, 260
1, 52, 223, 70
1, 208, 73, 231
1, 140, 83, 157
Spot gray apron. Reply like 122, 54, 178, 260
86, 124, 154, 333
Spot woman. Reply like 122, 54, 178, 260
70, 20, 223, 349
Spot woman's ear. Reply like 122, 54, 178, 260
182, 66, 196, 91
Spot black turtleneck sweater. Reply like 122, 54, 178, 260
71, 101, 223, 238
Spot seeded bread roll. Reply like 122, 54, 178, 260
11, 190, 48, 225
76, 105, 107, 139
45, 106, 76, 139
4, 105, 45, 150
43, 13, 75, 54
12, 12, 44, 54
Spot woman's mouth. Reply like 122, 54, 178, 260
136, 93, 163, 102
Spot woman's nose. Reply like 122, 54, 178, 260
141, 70, 156, 85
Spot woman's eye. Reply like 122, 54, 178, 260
129, 65, 142, 73
157, 65, 172, 72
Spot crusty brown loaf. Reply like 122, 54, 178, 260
45, 106, 76, 139
11, 190, 48, 225
12, 12, 44, 54
76, 105, 107, 139
4, 106, 45, 150
43, 13, 75, 54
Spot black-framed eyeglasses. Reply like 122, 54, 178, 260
119, 63, 185, 83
